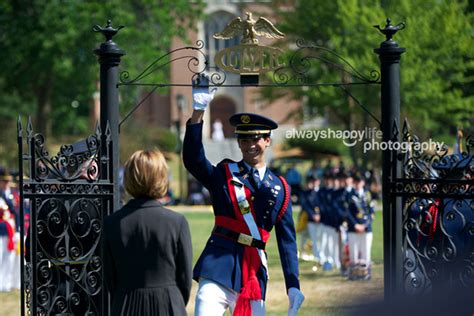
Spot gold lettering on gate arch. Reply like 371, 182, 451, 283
213, 12, 285, 75
215, 45, 284, 75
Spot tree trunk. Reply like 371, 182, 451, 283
35, 80, 53, 138
361, 110, 369, 172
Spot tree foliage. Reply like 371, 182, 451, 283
271, 0, 473, 168
0, 0, 204, 139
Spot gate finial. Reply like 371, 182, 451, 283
374, 18, 405, 42
27, 117, 33, 137
17, 116, 23, 136
92, 20, 124, 42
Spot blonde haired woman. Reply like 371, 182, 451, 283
104, 149, 192, 316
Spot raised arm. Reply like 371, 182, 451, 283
182, 75, 217, 188
190, 109, 205, 124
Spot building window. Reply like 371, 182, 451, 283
204, 11, 240, 66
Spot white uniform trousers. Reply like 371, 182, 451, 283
195, 278, 265, 316
10, 233, 21, 290
348, 232, 373, 264
298, 227, 310, 254
319, 224, 330, 264
0, 236, 14, 292
330, 227, 341, 269
320, 225, 341, 268
307, 222, 322, 262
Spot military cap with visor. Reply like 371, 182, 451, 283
0, 167, 13, 181
229, 113, 278, 139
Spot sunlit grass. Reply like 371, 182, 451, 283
0, 207, 383, 316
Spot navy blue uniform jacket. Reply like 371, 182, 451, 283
183, 122, 300, 298
346, 190, 374, 233
300, 188, 321, 222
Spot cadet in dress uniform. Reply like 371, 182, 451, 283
299, 175, 322, 264
323, 172, 343, 271
331, 172, 349, 272
346, 175, 374, 280
334, 171, 353, 276
295, 177, 312, 262
0, 169, 18, 292
183, 75, 304, 316
318, 172, 333, 270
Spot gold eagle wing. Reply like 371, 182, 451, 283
254, 17, 285, 39
213, 17, 245, 39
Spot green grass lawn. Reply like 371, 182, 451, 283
0, 208, 384, 316
184, 209, 384, 316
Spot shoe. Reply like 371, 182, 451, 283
362, 264, 372, 281
300, 253, 314, 262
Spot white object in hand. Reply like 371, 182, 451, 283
193, 88, 216, 111
287, 287, 304, 316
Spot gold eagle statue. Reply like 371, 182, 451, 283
213, 12, 285, 44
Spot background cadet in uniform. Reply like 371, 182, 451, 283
0, 168, 20, 292
346, 175, 374, 280
318, 172, 333, 271
183, 75, 304, 316
299, 175, 323, 265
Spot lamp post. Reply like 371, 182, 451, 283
176, 94, 186, 204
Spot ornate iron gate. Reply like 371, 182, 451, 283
18, 120, 114, 315
391, 121, 474, 294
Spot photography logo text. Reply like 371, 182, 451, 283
285, 127, 444, 153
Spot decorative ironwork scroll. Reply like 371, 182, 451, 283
117, 38, 380, 126
19, 117, 114, 315
119, 41, 227, 87
272, 39, 380, 86
118, 41, 379, 88
391, 120, 474, 295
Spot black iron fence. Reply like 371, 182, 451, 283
18, 119, 114, 315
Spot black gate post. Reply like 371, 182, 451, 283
93, 20, 125, 209
374, 19, 405, 300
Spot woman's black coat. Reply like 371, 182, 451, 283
103, 198, 192, 316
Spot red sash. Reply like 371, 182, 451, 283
0, 219, 15, 251
223, 164, 266, 316
222, 163, 291, 316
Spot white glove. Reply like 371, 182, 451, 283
13, 232, 20, 243
192, 74, 216, 111
287, 287, 304, 316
